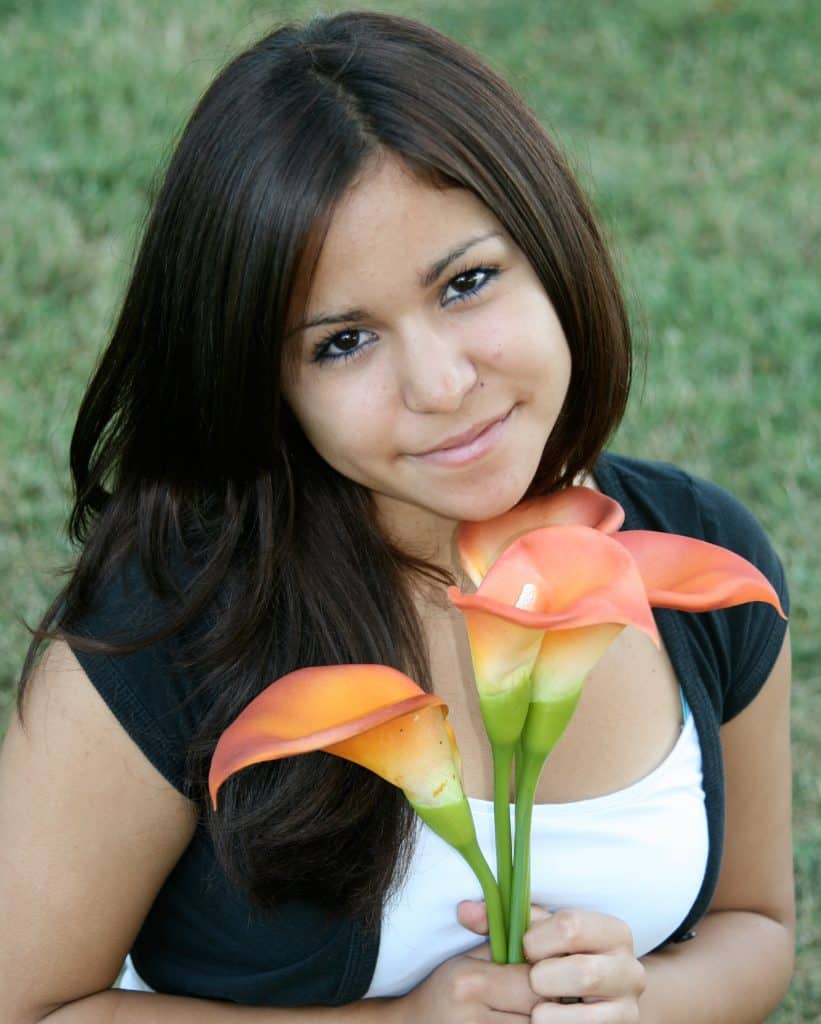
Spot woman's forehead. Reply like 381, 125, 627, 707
303, 158, 502, 299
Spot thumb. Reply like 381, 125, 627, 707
458, 900, 552, 934
528, 904, 551, 924
457, 899, 489, 935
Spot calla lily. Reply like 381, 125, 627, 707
208, 663, 507, 962
210, 665, 451, 808
455, 496, 786, 765
449, 525, 659, 938
458, 489, 786, 620
457, 487, 624, 587
450, 525, 660, 695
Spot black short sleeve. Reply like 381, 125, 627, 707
595, 452, 790, 722
683, 474, 790, 720
63, 557, 203, 793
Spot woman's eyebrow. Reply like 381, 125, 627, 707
291, 230, 503, 336
417, 230, 504, 288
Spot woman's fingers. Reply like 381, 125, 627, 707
523, 908, 634, 961
530, 951, 646, 1000
524, 909, 644, 1020
478, 961, 542, 1015
402, 950, 539, 1022
456, 904, 644, 1017
531, 998, 641, 1023
461, 946, 543, 1013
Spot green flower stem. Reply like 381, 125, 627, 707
458, 839, 508, 964
513, 741, 531, 923
507, 749, 545, 963
412, 799, 506, 963
491, 740, 514, 930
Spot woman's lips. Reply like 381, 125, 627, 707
411, 408, 514, 467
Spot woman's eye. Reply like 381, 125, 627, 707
442, 266, 498, 305
312, 328, 375, 365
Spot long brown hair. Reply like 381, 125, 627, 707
20, 11, 631, 927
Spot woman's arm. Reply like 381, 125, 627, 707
636, 627, 794, 1024
0, 642, 539, 1024
0, 640, 196, 1022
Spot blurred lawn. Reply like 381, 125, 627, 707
1, 0, 818, 1018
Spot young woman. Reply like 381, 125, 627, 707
0, 11, 793, 1023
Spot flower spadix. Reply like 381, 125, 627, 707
457, 487, 625, 587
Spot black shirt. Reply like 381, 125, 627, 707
69, 452, 790, 1005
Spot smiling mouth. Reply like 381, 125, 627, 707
415, 411, 511, 456
411, 408, 514, 466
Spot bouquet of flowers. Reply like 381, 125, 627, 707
209, 489, 785, 963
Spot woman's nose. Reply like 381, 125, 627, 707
398, 327, 479, 413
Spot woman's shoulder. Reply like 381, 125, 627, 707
60, 550, 211, 794
596, 450, 789, 721
595, 450, 783, 565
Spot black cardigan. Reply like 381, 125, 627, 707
70, 452, 789, 1005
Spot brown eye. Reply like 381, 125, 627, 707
313, 328, 377, 365
442, 266, 498, 305
452, 270, 482, 292
334, 330, 361, 351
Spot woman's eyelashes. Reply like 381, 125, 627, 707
311, 264, 500, 365
311, 327, 377, 366
441, 264, 499, 306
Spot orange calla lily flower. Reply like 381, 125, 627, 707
457, 489, 786, 621
457, 487, 624, 587
209, 664, 459, 811
208, 664, 507, 962
449, 524, 659, 939
449, 525, 661, 704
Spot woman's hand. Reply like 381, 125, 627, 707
458, 902, 646, 1022
523, 907, 646, 1021
395, 939, 540, 1024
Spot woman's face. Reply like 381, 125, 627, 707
283, 155, 572, 555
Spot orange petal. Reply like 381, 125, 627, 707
457, 488, 624, 585
327, 704, 465, 808
450, 602, 544, 697
613, 531, 787, 616
450, 525, 659, 643
531, 623, 624, 702
520, 626, 626, 760
209, 664, 444, 807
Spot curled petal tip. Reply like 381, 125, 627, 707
615, 531, 787, 618
456, 488, 625, 583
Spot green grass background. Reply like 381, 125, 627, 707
1, 0, 817, 1017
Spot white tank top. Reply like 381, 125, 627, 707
365, 710, 707, 998
119, 710, 707, 999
